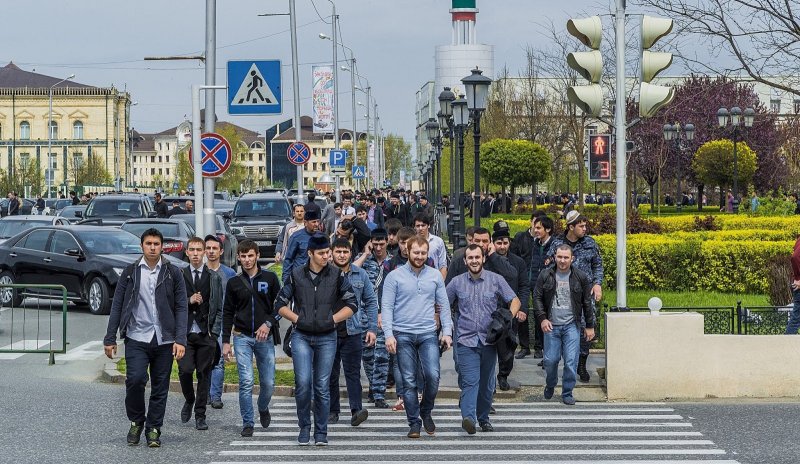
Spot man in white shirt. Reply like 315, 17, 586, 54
412, 212, 447, 280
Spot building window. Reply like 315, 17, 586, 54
158, 168, 163, 175
158, 143, 162, 150
49, 156, 57, 170
73, 121, 83, 139
20, 121, 30, 140
249, 153, 253, 162
134, 168, 138, 175
20, 153, 30, 167
259, 153, 264, 162
151, 168, 155, 175
73, 153, 83, 170
166, 143, 170, 150
166, 155, 170, 163
166, 168, 170, 175
49, 121, 58, 139
158, 156, 162, 163
151, 156, 155, 163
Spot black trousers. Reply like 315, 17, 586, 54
518, 316, 544, 351
124, 335, 173, 428
177, 332, 216, 419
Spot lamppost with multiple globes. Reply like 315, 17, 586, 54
452, 94, 469, 247
461, 67, 492, 227
717, 106, 754, 212
662, 122, 695, 212
425, 118, 442, 205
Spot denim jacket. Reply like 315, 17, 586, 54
344, 264, 378, 336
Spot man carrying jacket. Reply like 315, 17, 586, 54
328, 238, 378, 426
533, 244, 595, 405
178, 236, 223, 431
104, 228, 188, 448
222, 240, 282, 438
276, 233, 358, 446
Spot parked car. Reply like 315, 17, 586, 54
0, 225, 185, 315
78, 194, 154, 227
57, 205, 87, 224
44, 198, 73, 215
288, 195, 329, 212
227, 192, 292, 261
120, 218, 194, 261
0, 215, 71, 245
172, 214, 239, 269
0, 198, 34, 217
161, 195, 235, 215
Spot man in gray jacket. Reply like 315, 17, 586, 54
104, 228, 188, 448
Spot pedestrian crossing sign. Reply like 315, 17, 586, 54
352, 165, 366, 180
227, 60, 282, 115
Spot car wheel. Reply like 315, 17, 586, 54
86, 276, 111, 315
0, 271, 23, 307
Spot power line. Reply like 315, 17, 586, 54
309, 0, 332, 25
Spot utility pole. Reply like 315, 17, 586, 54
614, 0, 627, 309
289, 0, 304, 202
203, 0, 217, 237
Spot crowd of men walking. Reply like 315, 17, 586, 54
103, 189, 603, 448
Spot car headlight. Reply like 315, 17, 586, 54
113, 267, 124, 277
231, 226, 243, 235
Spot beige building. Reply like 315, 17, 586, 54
0, 62, 132, 196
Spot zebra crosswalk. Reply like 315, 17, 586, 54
208, 400, 740, 463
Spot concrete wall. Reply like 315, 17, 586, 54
606, 312, 800, 400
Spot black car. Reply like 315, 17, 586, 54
45, 198, 73, 215
0, 198, 34, 217
0, 226, 185, 315
172, 214, 239, 269
78, 194, 154, 227
227, 193, 291, 261
0, 215, 71, 244
161, 195, 234, 216
57, 205, 87, 224
120, 218, 194, 261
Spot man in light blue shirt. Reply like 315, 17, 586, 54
382, 235, 452, 439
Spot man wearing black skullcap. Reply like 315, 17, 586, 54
276, 233, 358, 446
281, 209, 322, 284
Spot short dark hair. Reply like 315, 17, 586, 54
472, 227, 490, 237
567, 215, 589, 230
308, 191, 316, 201
555, 243, 573, 255
293, 203, 304, 211
187, 236, 205, 248
397, 226, 416, 244
334, 202, 342, 209
385, 218, 402, 235
371, 228, 388, 241
531, 210, 546, 220
535, 216, 554, 233
355, 205, 367, 214
465, 226, 478, 238
140, 227, 164, 245
413, 213, 430, 226
332, 238, 352, 250
237, 239, 260, 255
465, 243, 484, 257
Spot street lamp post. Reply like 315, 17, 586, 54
461, 68, 492, 227
425, 118, 441, 204
48, 74, 74, 198
717, 106, 754, 212
662, 122, 695, 212
438, 87, 455, 242
452, 95, 469, 247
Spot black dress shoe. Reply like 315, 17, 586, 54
210, 400, 224, 409
514, 348, 531, 359
328, 413, 339, 424
259, 409, 271, 428
479, 421, 494, 432
195, 417, 208, 430
351, 409, 369, 426
241, 426, 254, 437
374, 399, 389, 409
181, 401, 194, 423
533, 349, 544, 359
497, 376, 511, 391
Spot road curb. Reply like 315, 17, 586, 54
101, 363, 605, 401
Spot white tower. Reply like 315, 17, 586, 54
435, 0, 494, 97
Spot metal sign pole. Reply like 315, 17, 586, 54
192, 84, 226, 238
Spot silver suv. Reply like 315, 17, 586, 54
227, 193, 291, 260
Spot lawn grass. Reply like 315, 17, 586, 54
116, 358, 295, 386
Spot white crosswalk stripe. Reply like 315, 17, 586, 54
210, 401, 740, 463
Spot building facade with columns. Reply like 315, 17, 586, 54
0, 62, 131, 196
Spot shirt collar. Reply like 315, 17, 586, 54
139, 258, 162, 272
468, 270, 485, 282
190, 264, 204, 273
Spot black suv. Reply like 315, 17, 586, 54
78, 194, 154, 227
227, 192, 291, 260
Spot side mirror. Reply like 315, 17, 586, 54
147, 211, 158, 218
75, 210, 83, 218
64, 248, 82, 257
222, 212, 231, 220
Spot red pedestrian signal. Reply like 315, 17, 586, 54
588, 134, 611, 181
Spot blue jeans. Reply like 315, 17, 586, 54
394, 331, 440, 427
786, 288, 800, 334
209, 334, 225, 402
363, 329, 390, 400
292, 330, 337, 440
330, 333, 365, 414
456, 343, 497, 424
233, 333, 275, 427
543, 324, 580, 399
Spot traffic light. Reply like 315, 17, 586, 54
639, 15, 675, 118
588, 134, 611, 181
566, 16, 604, 117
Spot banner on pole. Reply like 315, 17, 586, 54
312, 65, 334, 134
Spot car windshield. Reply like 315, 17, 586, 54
234, 199, 290, 217
0, 219, 50, 239
85, 200, 143, 218
74, 230, 142, 254
122, 222, 181, 238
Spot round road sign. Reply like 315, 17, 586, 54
189, 132, 233, 178
287, 141, 312, 166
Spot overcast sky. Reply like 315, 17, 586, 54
4, 0, 610, 153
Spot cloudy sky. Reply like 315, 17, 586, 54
4, 0, 611, 153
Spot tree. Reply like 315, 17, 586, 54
383, 134, 411, 185
691, 139, 757, 204
75, 155, 112, 187
635, 0, 800, 96
480, 139, 551, 207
